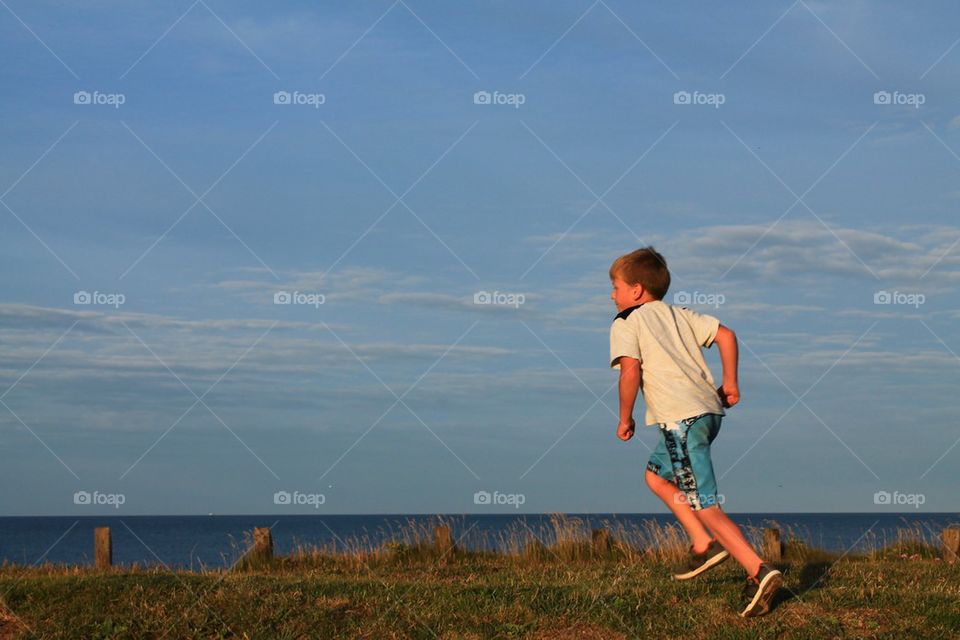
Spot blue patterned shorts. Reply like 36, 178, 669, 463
646, 412, 723, 511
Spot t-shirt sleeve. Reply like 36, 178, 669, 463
609, 318, 641, 369
676, 306, 721, 348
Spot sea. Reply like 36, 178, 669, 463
1, 513, 956, 569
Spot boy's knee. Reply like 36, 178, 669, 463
694, 503, 723, 518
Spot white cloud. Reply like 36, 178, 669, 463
0, 303, 514, 391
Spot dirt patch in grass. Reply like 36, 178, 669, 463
528, 621, 627, 639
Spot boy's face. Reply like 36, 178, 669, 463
610, 275, 643, 312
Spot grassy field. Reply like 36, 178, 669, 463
1, 517, 958, 639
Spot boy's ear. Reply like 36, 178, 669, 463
633, 283, 645, 301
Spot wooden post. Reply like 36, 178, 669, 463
94, 527, 112, 569
763, 528, 781, 563
943, 527, 960, 564
253, 527, 273, 560
592, 528, 610, 555
434, 525, 454, 555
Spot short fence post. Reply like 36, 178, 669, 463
592, 528, 610, 555
943, 527, 960, 564
763, 528, 782, 563
94, 527, 112, 569
253, 527, 273, 560
435, 525, 454, 555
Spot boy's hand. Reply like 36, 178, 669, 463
717, 382, 740, 408
616, 417, 635, 441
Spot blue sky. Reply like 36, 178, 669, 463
1, 0, 959, 515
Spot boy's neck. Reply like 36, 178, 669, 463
618, 295, 659, 314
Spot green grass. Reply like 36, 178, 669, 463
0, 516, 957, 639
1, 554, 958, 639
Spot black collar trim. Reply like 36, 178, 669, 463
615, 303, 645, 320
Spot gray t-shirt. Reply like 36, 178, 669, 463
609, 300, 725, 426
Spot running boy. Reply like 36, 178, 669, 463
608, 246, 782, 617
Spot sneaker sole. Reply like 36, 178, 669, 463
739, 569, 782, 618
672, 549, 730, 581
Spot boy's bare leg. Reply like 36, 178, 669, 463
644, 470, 713, 552
695, 506, 762, 576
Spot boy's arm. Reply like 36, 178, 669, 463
616, 356, 640, 440
712, 324, 740, 407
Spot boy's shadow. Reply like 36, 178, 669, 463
770, 561, 832, 608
